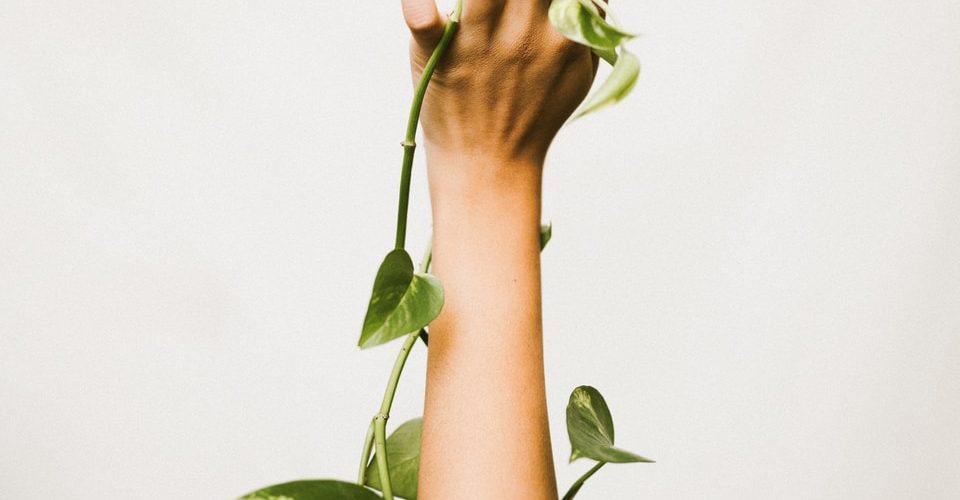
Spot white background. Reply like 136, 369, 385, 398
2, 1, 959, 498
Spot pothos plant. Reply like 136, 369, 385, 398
241, 1, 650, 498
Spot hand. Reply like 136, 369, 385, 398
401, 0, 597, 168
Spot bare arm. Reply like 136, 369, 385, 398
400, 1, 597, 498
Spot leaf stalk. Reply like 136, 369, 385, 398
357, 418, 376, 484
561, 461, 606, 500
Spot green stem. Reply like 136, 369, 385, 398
357, 419, 375, 484
372, 329, 422, 500
394, 3, 462, 250
373, 414, 393, 499
378, 330, 421, 419
562, 462, 606, 500
419, 236, 433, 272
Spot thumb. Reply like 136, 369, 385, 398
401, 0, 445, 48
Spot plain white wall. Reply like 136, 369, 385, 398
2, 1, 958, 498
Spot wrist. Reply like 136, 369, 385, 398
425, 148, 544, 201
423, 132, 549, 171
426, 149, 543, 239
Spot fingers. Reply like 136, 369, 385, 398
401, 0, 445, 48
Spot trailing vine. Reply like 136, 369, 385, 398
241, 1, 651, 498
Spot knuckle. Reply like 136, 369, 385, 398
408, 17, 440, 35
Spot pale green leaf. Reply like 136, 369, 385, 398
592, 46, 618, 66
577, 0, 635, 38
359, 249, 444, 349
549, 0, 635, 51
239, 480, 381, 500
567, 386, 654, 463
574, 49, 640, 119
365, 418, 422, 499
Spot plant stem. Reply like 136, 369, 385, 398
377, 330, 421, 420
419, 237, 433, 272
561, 462, 606, 500
371, 329, 422, 500
394, 2, 462, 250
357, 419, 376, 484
373, 413, 393, 499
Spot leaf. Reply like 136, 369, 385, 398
592, 46, 618, 66
239, 480, 381, 500
359, 249, 444, 349
578, 0, 635, 39
566, 386, 654, 463
540, 223, 553, 250
365, 418, 423, 500
549, 0, 636, 51
574, 49, 640, 119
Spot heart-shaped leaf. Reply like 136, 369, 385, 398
360, 249, 444, 349
567, 386, 654, 463
549, 0, 636, 52
365, 418, 422, 499
240, 480, 381, 500
574, 49, 640, 119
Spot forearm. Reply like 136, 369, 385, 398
418, 153, 557, 500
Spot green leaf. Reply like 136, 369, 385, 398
592, 46, 618, 66
566, 386, 654, 463
540, 223, 553, 250
239, 480, 381, 500
574, 49, 640, 119
366, 418, 423, 500
577, 0, 636, 39
359, 249, 444, 349
549, 0, 636, 52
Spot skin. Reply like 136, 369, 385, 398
400, 0, 598, 498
